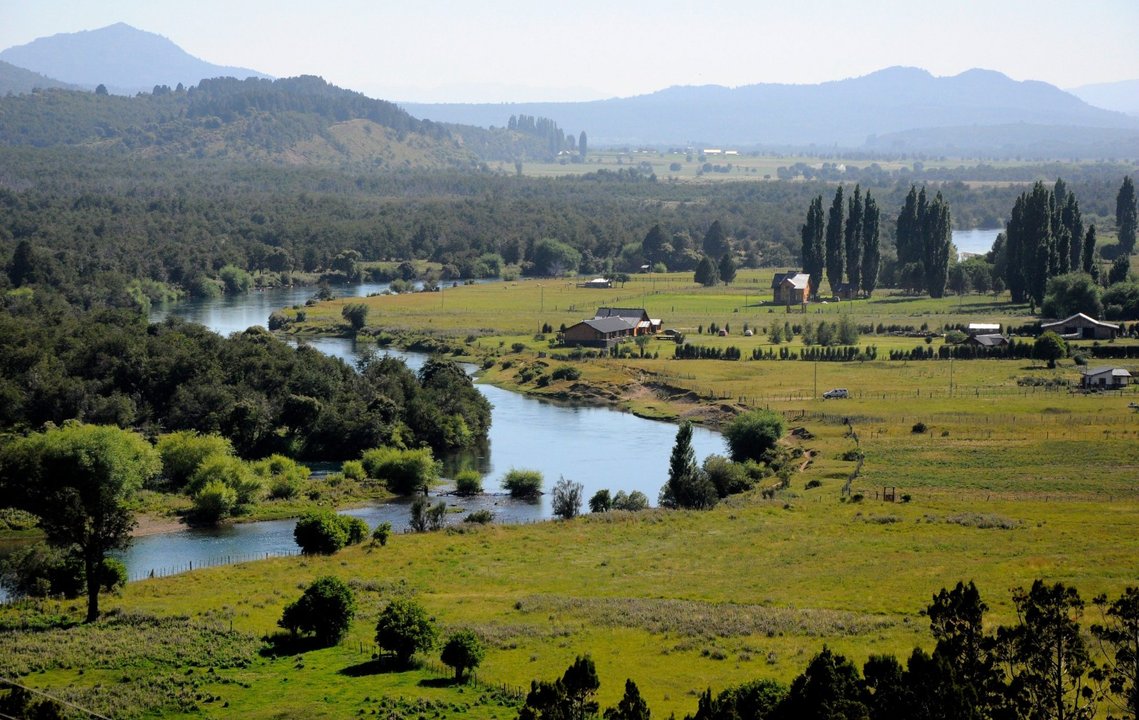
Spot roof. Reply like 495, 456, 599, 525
969, 334, 1008, 347
771, 271, 810, 290
578, 317, 635, 334
1041, 313, 1120, 331
595, 307, 648, 320
968, 323, 1001, 331
1084, 366, 1132, 378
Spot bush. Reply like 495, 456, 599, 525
371, 521, 392, 546
341, 460, 367, 481
341, 303, 369, 331
192, 479, 238, 524
187, 455, 261, 505
503, 469, 543, 498
724, 410, 786, 463
361, 447, 440, 495
454, 469, 483, 496
440, 629, 486, 681
253, 454, 311, 500
294, 511, 349, 554
911, 422, 928, 434
805, 479, 822, 490
612, 490, 649, 511
552, 476, 584, 519
278, 576, 356, 646
702, 455, 754, 498
464, 509, 494, 524
375, 597, 437, 665
342, 516, 369, 545
550, 366, 582, 381
156, 431, 234, 489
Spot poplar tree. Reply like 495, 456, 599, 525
1118, 176, 1137, 255
800, 195, 825, 296
861, 191, 881, 297
1063, 193, 1084, 272
1082, 225, 1097, 274
844, 185, 864, 293
825, 186, 845, 295
923, 191, 952, 299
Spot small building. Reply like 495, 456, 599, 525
562, 317, 636, 348
966, 333, 1009, 348
830, 282, 857, 301
577, 278, 613, 289
967, 323, 1001, 336
771, 272, 811, 305
1041, 313, 1120, 340
594, 307, 661, 335
1081, 366, 1132, 389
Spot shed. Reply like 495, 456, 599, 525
1081, 366, 1132, 389
1041, 313, 1120, 340
577, 278, 613, 289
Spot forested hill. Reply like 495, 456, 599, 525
0, 76, 479, 169
0, 60, 81, 95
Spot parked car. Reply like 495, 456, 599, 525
822, 388, 849, 399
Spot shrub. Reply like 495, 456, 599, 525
361, 447, 440, 495
342, 516, 369, 545
187, 455, 261, 505
375, 597, 437, 665
724, 410, 786, 463
294, 511, 348, 554
805, 479, 822, 490
341, 303, 368, 331
612, 490, 649, 511
371, 521, 392, 546
552, 476, 584, 519
703, 455, 754, 498
454, 469, 483, 496
192, 479, 238, 524
551, 366, 582, 381
254, 454, 311, 500
279, 576, 356, 646
911, 422, 928, 434
341, 460, 366, 481
156, 431, 234, 489
464, 509, 494, 524
503, 469, 543, 498
440, 629, 486, 681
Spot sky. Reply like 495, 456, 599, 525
3, 0, 1138, 103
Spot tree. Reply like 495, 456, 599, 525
723, 409, 785, 464
702, 455, 752, 498
923, 191, 953, 299
293, 510, 355, 554
7, 239, 37, 287
1002, 580, 1097, 720
801, 195, 826, 297
562, 655, 601, 720
861, 191, 881, 297
579, 131, 588, 159
604, 679, 651, 720
375, 597, 437, 665
845, 185, 864, 293
440, 629, 485, 681
1034, 331, 1067, 369
896, 186, 922, 270
1091, 586, 1139, 719
589, 489, 613, 513
0, 423, 159, 621
642, 224, 671, 267
925, 581, 1002, 714
718, 253, 737, 284
1110, 255, 1132, 285
552, 476, 584, 519
341, 303, 368, 331
278, 576, 356, 646
1083, 225, 1097, 274
529, 238, 582, 277
659, 421, 717, 510
694, 255, 720, 286
690, 678, 785, 720
156, 431, 234, 489
826, 186, 846, 295
702, 220, 731, 259
95, 83, 108, 95
780, 646, 868, 720
1118, 176, 1137, 256
1063, 194, 1085, 273
1042, 273, 1103, 319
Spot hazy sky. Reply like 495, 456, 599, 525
3, 0, 1137, 102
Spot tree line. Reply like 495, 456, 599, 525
800, 184, 884, 298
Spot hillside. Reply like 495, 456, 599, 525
0, 75, 478, 169
1069, 78, 1139, 116
0, 23, 270, 95
401, 67, 1139, 158
0, 59, 81, 95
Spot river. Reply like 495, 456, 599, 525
80, 283, 721, 583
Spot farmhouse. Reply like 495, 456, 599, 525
594, 307, 661, 335
1081, 366, 1132, 389
562, 317, 636, 348
1041, 313, 1119, 340
771, 272, 811, 305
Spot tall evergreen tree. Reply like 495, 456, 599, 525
642, 224, 670, 267
801, 195, 825, 297
825, 186, 845, 295
718, 253, 737, 284
693, 256, 719, 287
1118, 176, 1137, 256
1025, 182, 1055, 307
844, 185, 864, 293
1063, 193, 1083, 273
578, 131, 588, 159
861, 191, 881, 297
923, 192, 952, 299
702, 220, 731, 259
896, 186, 920, 266
1083, 225, 1097, 273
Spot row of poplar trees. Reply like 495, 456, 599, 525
1003, 178, 1095, 306
801, 185, 882, 299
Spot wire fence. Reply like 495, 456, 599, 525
126, 549, 301, 583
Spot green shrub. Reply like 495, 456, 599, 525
192, 479, 238, 524
805, 479, 822, 490
551, 366, 582, 381
156, 431, 234, 489
375, 598, 437, 665
341, 460, 366, 481
502, 469, 543, 498
464, 509, 494, 524
188, 455, 261, 505
440, 629, 486, 681
371, 521, 393, 546
454, 470, 483, 496
279, 576, 356, 646
724, 410, 786, 463
912, 422, 928, 434
294, 511, 349, 555
342, 516, 369, 545
612, 490, 649, 511
361, 447, 440, 495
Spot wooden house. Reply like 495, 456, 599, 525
562, 317, 636, 348
771, 272, 811, 305
594, 307, 661, 335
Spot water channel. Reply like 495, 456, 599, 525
82, 282, 723, 583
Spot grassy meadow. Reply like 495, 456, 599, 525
5, 270, 1139, 718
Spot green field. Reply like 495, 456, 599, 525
5, 273, 1139, 718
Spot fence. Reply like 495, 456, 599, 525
127, 549, 301, 583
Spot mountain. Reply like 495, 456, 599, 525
1069, 79, 1139, 117
0, 75, 478, 170
0, 59, 82, 95
401, 67, 1139, 157
0, 23, 270, 95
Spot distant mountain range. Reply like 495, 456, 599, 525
401, 67, 1139, 158
0, 23, 269, 95
2, 23, 1137, 160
